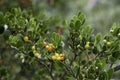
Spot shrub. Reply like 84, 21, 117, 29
0, 8, 120, 80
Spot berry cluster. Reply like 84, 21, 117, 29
51, 53, 66, 61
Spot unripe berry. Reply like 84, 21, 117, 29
103, 39, 107, 44
24, 36, 29, 42
34, 52, 41, 58
86, 42, 90, 44
106, 42, 111, 46
85, 44, 90, 49
31, 45, 35, 50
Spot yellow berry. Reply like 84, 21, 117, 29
55, 53, 59, 57
57, 56, 61, 60
48, 46, 54, 51
60, 53, 65, 57
52, 55, 57, 60
86, 42, 90, 44
106, 42, 111, 46
46, 45, 49, 49
85, 44, 90, 49
103, 39, 107, 44
46, 44, 55, 51
31, 45, 35, 50
34, 52, 41, 58
24, 36, 29, 42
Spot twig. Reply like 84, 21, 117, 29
37, 59, 55, 80
10, 45, 26, 55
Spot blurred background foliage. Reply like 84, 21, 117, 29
0, 0, 120, 34
0, 0, 120, 79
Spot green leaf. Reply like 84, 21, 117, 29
94, 33, 102, 45
70, 20, 74, 28
95, 59, 106, 70
29, 17, 37, 28
77, 12, 85, 25
66, 76, 76, 80
88, 66, 96, 79
107, 69, 114, 79
75, 20, 81, 30
12, 8, 21, 16
9, 34, 23, 47
0, 67, 7, 76
51, 32, 61, 48
99, 71, 108, 80
112, 23, 117, 30
36, 37, 44, 49
84, 25, 92, 34
111, 23, 120, 36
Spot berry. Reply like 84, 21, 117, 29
55, 53, 60, 57
85, 44, 90, 49
48, 46, 54, 51
43, 42, 48, 47
57, 56, 61, 60
106, 42, 111, 46
60, 53, 65, 57
52, 53, 66, 61
52, 55, 57, 60
31, 45, 35, 50
46, 44, 55, 51
86, 42, 90, 44
34, 52, 41, 58
103, 39, 107, 44
24, 36, 29, 42
60, 56, 66, 61
46, 45, 49, 49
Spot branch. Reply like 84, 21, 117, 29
113, 65, 120, 72
37, 59, 55, 80
60, 32, 78, 79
